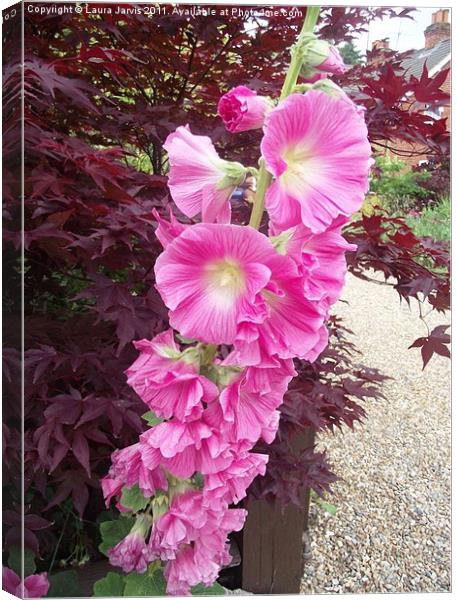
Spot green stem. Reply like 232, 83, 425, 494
248, 5, 321, 230
201, 343, 217, 365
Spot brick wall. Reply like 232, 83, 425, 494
387, 63, 450, 169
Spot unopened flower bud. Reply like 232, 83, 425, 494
218, 86, 274, 133
217, 160, 247, 190
298, 33, 346, 79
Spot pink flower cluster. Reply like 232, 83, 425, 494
102, 325, 292, 594
102, 49, 371, 595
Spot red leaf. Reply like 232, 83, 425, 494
72, 432, 91, 477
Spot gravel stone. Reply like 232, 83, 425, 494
301, 273, 451, 593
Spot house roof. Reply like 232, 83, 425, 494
401, 38, 451, 78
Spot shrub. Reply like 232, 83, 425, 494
412, 155, 450, 203
407, 196, 450, 242
369, 155, 432, 214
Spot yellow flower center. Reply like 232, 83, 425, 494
204, 259, 245, 309
281, 145, 321, 193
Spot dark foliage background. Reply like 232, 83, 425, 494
2, 3, 450, 570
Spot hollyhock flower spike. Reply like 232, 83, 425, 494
262, 90, 372, 233
164, 126, 247, 224
101, 7, 372, 595
3, 567, 49, 599
218, 86, 273, 133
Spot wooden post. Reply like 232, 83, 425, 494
241, 427, 315, 593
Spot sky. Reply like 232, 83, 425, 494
353, 7, 449, 55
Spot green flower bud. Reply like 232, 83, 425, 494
216, 160, 247, 190
270, 230, 294, 255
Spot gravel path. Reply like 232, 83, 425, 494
301, 273, 451, 594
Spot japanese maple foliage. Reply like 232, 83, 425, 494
2, 3, 449, 574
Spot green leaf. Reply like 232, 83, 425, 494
320, 501, 338, 516
99, 515, 135, 556
176, 334, 197, 345
8, 546, 36, 577
47, 571, 81, 597
93, 572, 126, 597
96, 509, 118, 525
142, 411, 163, 427
191, 472, 204, 490
191, 582, 226, 595
123, 570, 167, 596
120, 484, 149, 512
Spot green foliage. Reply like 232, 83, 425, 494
8, 546, 36, 578
47, 571, 82, 597
94, 563, 226, 598
360, 193, 386, 216
98, 515, 136, 556
191, 582, 227, 595
93, 572, 126, 597
123, 569, 167, 596
338, 40, 363, 65
370, 155, 431, 214
93, 566, 227, 596
142, 411, 163, 427
408, 196, 450, 242
120, 484, 150, 512
310, 489, 338, 516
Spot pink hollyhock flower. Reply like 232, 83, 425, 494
272, 216, 356, 312
205, 361, 293, 447
106, 442, 167, 501
218, 86, 272, 133
234, 253, 326, 363
164, 126, 246, 224
126, 330, 218, 421
3, 568, 49, 598
152, 208, 187, 248
164, 545, 209, 595
100, 476, 123, 508
146, 491, 208, 561
155, 222, 325, 360
262, 91, 372, 233
140, 420, 232, 479
108, 516, 150, 573
163, 505, 246, 595
155, 223, 275, 344
203, 451, 268, 504
217, 367, 289, 443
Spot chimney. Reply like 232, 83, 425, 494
371, 39, 390, 52
424, 9, 450, 49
